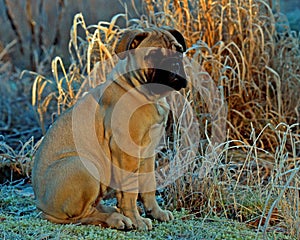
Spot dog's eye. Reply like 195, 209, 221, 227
175, 45, 183, 53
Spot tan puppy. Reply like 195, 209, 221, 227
32, 27, 187, 231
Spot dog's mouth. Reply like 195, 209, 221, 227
138, 48, 187, 96
146, 56, 187, 94
161, 57, 187, 90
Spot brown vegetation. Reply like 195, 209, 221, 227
0, 0, 299, 238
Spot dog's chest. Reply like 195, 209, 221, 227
148, 98, 169, 141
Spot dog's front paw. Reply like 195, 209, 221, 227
148, 208, 174, 222
106, 212, 133, 230
132, 216, 152, 231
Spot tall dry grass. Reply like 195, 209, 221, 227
0, 0, 138, 70
142, 0, 299, 237
1, 0, 299, 237
146, 0, 299, 151
0, 41, 41, 178
143, 0, 299, 237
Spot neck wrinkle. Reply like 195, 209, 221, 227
107, 57, 161, 102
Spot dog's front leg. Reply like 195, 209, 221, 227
113, 153, 152, 231
139, 157, 174, 222
116, 191, 152, 230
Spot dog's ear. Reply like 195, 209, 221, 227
166, 29, 186, 52
115, 30, 149, 59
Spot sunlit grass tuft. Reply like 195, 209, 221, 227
0, 0, 299, 238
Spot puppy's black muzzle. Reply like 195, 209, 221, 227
158, 56, 187, 90
147, 52, 187, 95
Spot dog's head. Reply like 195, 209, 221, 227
115, 27, 187, 95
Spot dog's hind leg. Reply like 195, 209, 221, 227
34, 156, 133, 229
43, 207, 133, 229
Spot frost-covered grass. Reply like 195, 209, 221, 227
0, 183, 295, 240
0, 0, 299, 239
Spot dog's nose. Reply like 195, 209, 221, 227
181, 78, 187, 88
173, 75, 187, 91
